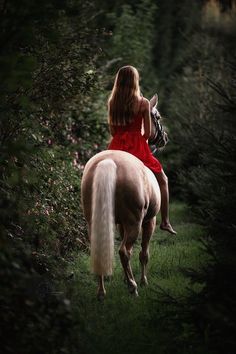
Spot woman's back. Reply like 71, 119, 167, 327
111, 97, 144, 134
108, 96, 162, 174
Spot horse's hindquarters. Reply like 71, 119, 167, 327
144, 166, 161, 218
81, 150, 161, 297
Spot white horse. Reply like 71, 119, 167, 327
81, 149, 161, 299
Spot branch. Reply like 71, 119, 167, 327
195, 122, 232, 154
153, 283, 182, 305
207, 78, 234, 106
99, 57, 123, 72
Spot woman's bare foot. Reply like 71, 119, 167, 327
160, 223, 177, 235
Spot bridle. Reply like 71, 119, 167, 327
149, 106, 168, 156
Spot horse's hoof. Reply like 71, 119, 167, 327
140, 277, 148, 287
97, 292, 106, 302
128, 287, 139, 297
128, 282, 138, 296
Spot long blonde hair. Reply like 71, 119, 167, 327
108, 65, 141, 126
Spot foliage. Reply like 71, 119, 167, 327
94, 0, 158, 96
0, 239, 77, 354
183, 62, 236, 354
0, 0, 109, 352
158, 2, 236, 352
1, 0, 236, 352
109, 0, 157, 94
0, 0, 108, 248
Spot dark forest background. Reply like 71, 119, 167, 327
0, 0, 236, 353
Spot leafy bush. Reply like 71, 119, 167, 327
0, 1, 109, 352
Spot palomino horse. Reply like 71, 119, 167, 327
81, 150, 161, 299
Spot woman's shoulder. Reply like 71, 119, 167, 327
141, 96, 150, 104
133, 96, 149, 116
140, 96, 150, 110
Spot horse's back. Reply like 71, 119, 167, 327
81, 150, 160, 225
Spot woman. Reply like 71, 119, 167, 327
107, 65, 176, 235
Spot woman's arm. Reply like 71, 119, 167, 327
142, 98, 151, 140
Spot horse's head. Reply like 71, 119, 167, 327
149, 94, 168, 156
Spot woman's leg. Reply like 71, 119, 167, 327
155, 169, 177, 235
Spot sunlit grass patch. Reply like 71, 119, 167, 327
69, 202, 207, 297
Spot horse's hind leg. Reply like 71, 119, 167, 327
140, 217, 156, 286
118, 224, 132, 284
97, 275, 106, 301
119, 224, 139, 296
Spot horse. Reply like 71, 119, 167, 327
81, 94, 167, 299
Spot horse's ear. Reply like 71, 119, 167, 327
150, 93, 158, 109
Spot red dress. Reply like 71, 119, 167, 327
107, 99, 162, 174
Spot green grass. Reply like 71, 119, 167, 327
62, 202, 210, 354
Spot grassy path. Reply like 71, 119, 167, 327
65, 202, 209, 354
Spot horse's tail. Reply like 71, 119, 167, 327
91, 158, 117, 276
